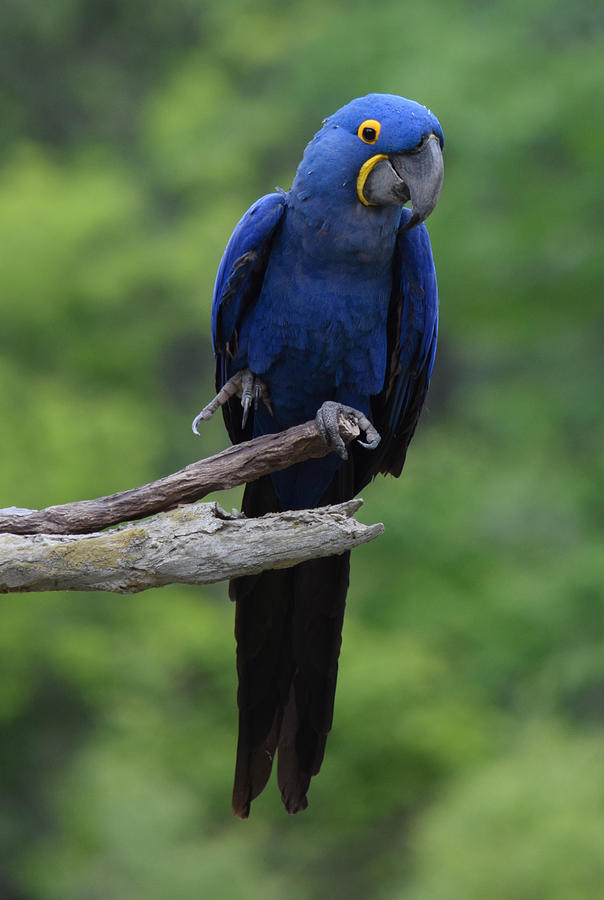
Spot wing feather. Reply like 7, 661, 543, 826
210, 192, 286, 444
353, 215, 439, 491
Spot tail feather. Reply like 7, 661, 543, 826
231, 564, 294, 817
232, 704, 281, 818
277, 550, 349, 813
231, 478, 292, 818
276, 682, 310, 814
231, 463, 354, 817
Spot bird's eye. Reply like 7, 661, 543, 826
357, 119, 381, 144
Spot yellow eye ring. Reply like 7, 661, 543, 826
357, 119, 381, 144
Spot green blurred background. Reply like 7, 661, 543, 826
1, 0, 603, 896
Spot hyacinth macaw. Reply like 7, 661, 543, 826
192, 93, 444, 817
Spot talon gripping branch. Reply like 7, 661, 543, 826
192, 93, 444, 817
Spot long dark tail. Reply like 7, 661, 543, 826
230, 469, 352, 818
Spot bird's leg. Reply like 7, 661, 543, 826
315, 401, 381, 460
191, 368, 273, 435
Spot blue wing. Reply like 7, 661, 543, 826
211, 191, 286, 443
354, 212, 439, 490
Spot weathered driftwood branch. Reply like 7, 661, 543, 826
0, 500, 383, 594
0, 414, 360, 536
0, 412, 384, 594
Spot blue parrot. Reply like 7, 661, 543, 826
192, 93, 444, 817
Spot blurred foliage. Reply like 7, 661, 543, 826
1, 0, 603, 897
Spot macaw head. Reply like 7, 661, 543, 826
294, 93, 444, 229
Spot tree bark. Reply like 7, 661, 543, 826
0, 501, 383, 594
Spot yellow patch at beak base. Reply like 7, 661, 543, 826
356, 154, 389, 206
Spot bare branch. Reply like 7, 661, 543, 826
0, 414, 361, 536
0, 501, 383, 594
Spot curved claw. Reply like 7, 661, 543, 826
240, 370, 254, 428
191, 400, 225, 434
352, 409, 381, 450
357, 437, 380, 450
191, 412, 205, 436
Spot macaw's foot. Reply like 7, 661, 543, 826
315, 401, 381, 461
191, 368, 273, 435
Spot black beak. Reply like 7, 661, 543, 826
359, 134, 444, 228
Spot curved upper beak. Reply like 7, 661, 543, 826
359, 134, 444, 228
